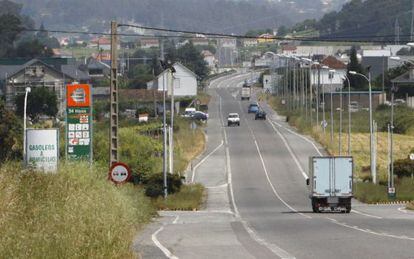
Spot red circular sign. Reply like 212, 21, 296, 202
109, 162, 131, 184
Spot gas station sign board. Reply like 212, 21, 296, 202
66, 84, 92, 161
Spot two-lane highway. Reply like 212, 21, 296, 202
215, 71, 414, 258
134, 71, 414, 259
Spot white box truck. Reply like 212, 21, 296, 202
241, 87, 251, 100
306, 156, 353, 213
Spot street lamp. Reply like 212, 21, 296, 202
329, 69, 336, 146
342, 74, 352, 155
23, 86, 31, 163
321, 65, 329, 134
349, 70, 376, 183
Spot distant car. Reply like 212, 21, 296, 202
227, 113, 240, 126
248, 103, 259, 113
192, 111, 208, 121
182, 107, 196, 117
255, 110, 266, 120
349, 101, 359, 113
394, 99, 406, 106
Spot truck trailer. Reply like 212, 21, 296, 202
307, 156, 353, 213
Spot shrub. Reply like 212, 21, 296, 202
143, 172, 184, 198
393, 158, 414, 178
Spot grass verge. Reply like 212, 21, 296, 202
152, 184, 205, 210
355, 178, 414, 203
174, 117, 206, 175
0, 162, 155, 258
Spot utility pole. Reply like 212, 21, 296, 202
109, 21, 119, 167
411, 0, 414, 41
395, 18, 400, 45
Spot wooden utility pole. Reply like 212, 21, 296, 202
109, 21, 119, 167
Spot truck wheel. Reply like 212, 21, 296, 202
237, 122, 240, 126
311, 198, 318, 213
228, 123, 231, 127
345, 204, 351, 213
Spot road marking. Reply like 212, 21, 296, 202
191, 140, 224, 183
253, 139, 312, 219
206, 183, 228, 189
327, 217, 414, 241
151, 217, 179, 259
268, 120, 309, 180
270, 118, 324, 156
220, 95, 296, 259
398, 207, 412, 214
172, 215, 180, 224
351, 209, 383, 219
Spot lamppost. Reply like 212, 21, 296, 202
321, 65, 329, 134
342, 74, 352, 155
329, 69, 336, 146
23, 86, 31, 163
349, 70, 376, 183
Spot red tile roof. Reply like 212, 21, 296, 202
321, 56, 346, 69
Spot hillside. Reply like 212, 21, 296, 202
12, 0, 348, 34
315, 0, 414, 40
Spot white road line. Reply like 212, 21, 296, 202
253, 139, 312, 219
151, 217, 179, 259
398, 207, 412, 214
206, 183, 229, 189
191, 140, 224, 183
270, 118, 324, 156
327, 217, 414, 241
221, 95, 295, 259
172, 215, 180, 224
268, 120, 309, 180
351, 209, 383, 219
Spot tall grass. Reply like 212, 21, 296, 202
0, 162, 155, 258
354, 178, 414, 203
153, 184, 205, 210
264, 95, 414, 180
174, 118, 206, 175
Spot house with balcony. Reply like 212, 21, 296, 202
0, 58, 90, 116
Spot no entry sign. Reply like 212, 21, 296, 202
109, 162, 131, 184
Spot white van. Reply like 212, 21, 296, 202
182, 107, 196, 117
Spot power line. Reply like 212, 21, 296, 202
18, 26, 414, 44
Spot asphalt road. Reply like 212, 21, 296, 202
134, 71, 414, 259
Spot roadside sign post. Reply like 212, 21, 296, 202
109, 162, 131, 184
26, 129, 59, 172
66, 84, 93, 163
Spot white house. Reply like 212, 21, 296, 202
149, 62, 198, 97
310, 56, 347, 93
201, 50, 216, 69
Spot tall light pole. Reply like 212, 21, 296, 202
23, 86, 31, 163
329, 69, 336, 146
342, 74, 352, 155
349, 71, 375, 183
321, 65, 329, 134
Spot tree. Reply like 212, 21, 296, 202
0, 14, 23, 57
127, 64, 154, 89
277, 26, 289, 37
176, 41, 209, 80
15, 87, 58, 122
346, 46, 367, 90
14, 39, 54, 58
0, 99, 22, 162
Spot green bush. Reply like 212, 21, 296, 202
143, 172, 184, 198
393, 158, 414, 178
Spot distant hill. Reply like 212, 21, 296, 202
11, 0, 348, 34
314, 0, 413, 41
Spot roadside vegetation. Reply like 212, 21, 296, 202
264, 94, 414, 203
0, 162, 155, 258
